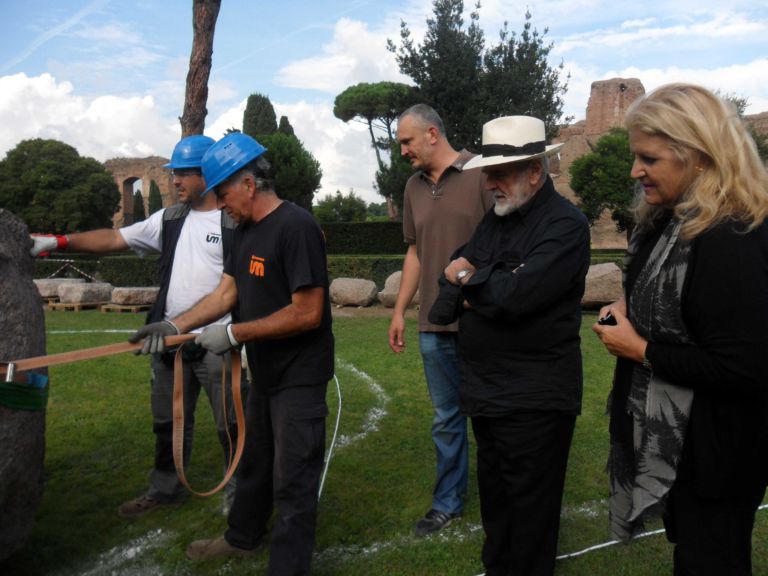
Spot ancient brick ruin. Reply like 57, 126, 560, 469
103, 156, 174, 228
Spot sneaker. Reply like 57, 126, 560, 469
414, 509, 461, 537
186, 536, 258, 561
117, 495, 182, 518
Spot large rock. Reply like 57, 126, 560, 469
111, 286, 159, 305
33, 278, 85, 299
582, 262, 623, 308
377, 271, 419, 308
0, 210, 47, 560
57, 282, 113, 304
330, 278, 378, 307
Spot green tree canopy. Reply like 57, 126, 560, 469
132, 189, 146, 222
0, 138, 120, 233
148, 179, 163, 214
313, 189, 368, 223
258, 132, 322, 212
570, 128, 636, 237
334, 82, 417, 169
388, 1, 569, 149
720, 92, 768, 163
243, 93, 278, 136
388, 0, 484, 150
375, 140, 413, 216
366, 201, 389, 221
242, 94, 323, 210
277, 115, 295, 136
480, 11, 568, 140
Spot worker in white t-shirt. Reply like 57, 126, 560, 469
30, 135, 244, 517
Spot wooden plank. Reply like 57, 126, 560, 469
46, 301, 107, 312
100, 303, 152, 314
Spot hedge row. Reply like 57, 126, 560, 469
34, 248, 627, 289
35, 254, 405, 289
320, 222, 406, 255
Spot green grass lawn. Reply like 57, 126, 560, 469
3, 309, 767, 575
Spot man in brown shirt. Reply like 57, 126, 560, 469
388, 104, 493, 536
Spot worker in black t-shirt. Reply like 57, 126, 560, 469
130, 133, 334, 576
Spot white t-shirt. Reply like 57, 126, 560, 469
119, 208, 231, 331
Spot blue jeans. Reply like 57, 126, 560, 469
419, 332, 468, 515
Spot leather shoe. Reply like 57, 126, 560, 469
186, 536, 258, 561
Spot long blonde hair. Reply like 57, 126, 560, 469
625, 83, 768, 239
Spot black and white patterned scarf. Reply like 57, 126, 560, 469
608, 217, 694, 542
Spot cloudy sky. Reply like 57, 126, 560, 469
1, 0, 767, 205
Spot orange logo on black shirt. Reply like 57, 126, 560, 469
250, 256, 265, 277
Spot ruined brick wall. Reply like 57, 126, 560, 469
103, 157, 175, 228
554, 78, 646, 248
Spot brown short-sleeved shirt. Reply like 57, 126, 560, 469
402, 149, 494, 332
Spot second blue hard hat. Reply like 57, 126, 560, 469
164, 135, 216, 169
201, 133, 267, 193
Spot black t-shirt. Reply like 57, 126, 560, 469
224, 201, 334, 390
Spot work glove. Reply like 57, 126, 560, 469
195, 324, 239, 355
30, 234, 69, 257
129, 320, 180, 355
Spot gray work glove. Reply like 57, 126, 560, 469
195, 324, 239, 355
129, 320, 180, 355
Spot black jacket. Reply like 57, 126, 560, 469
433, 177, 591, 417
617, 220, 768, 497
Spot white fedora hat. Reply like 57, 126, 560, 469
464, 115, 564, 170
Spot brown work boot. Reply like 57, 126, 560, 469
186, 536, 258, 561
117, 495, 182, 518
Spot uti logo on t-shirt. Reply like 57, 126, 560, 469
250, 255, 265, 277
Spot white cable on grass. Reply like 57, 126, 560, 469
318, 373, 342, 500
473, 503, 768, 574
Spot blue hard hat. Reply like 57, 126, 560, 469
164, 135, 216, 169
201, 133, 267, 193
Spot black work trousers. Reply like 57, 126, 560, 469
471, 410, 576, 576
225, 382, 328, 576
664, 475, 766, 576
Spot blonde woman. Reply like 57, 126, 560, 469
593, 83, 768, 575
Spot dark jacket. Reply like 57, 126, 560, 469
434, 177, 591, 417
617, 220, 768, 497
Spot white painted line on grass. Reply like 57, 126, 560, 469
333, 358, 390, 450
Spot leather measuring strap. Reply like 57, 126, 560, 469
172, 342, 246, 496
0, 334, 196, 375
0, 334, 246, 498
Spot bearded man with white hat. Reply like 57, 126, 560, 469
432, 115, 590, 576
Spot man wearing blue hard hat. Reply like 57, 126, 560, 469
130, 132, 334, 575
30, 135, 243, 518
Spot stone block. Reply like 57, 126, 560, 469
33, 278, 85, 298
111, 286, 159, 305
0, 209, 47, 560
330, 277, 378, 307
57, 281, 113, 303
377, 270, 419, 308
582, 262, 623, 308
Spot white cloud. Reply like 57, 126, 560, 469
274, 100, 382, 204
206, 97, 383, 205
275, 18, 410, 94
556, 11, 768, 53
0, 73, 178, 162
610, 58, 768, 115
